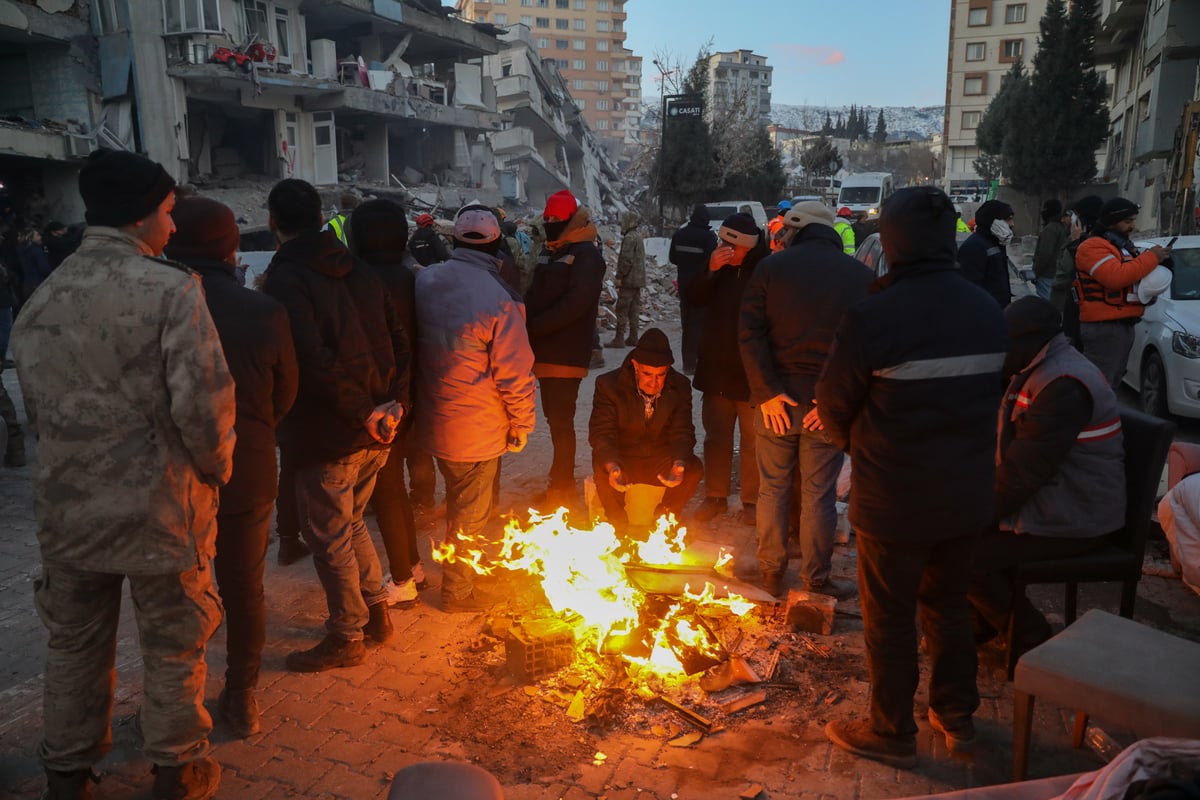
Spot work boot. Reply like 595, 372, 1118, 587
692, 497, 727, 522
285, 634, 366, 672
363, 601, 394, 643
825, 719, 917, 769
605, 328, 626, 348
217, 686, 260, 739
277, 535, 310, 566
928, 709, 976, 754
802, 577, 858, 601
589, 348, 605, 370
151, 756, 221, 800
43, 767, 97, 800
626, 327, 639, 346
760, 569, 785, 599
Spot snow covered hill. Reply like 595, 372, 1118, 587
769, 104, 945, 141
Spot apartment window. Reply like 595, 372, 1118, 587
967, 7, 989, 25
495, 13, 507, 23
573, 18, 585, 29
553, 39, 567, 49
555, 58, 568, 67
596, 0, 609, 9
520, 0, 531, 5
163, 0, 221, 34
555, 18, 567, 28
572, 59, 585, 69
573, 78, 585, 90
627, 88, 639, 98
240, 0, 268, 39
535, 16, 549, 26
574, 0, 585, 8
595, 60, 607, 71
596, 39, 609, 51
494, 0, 506, 3
98, 0, 121, 32
613, 59, 624, 72
596, 20, 609, 31
613, 20, 621, 31
965, 42, 985, 61
573, 39, 586, 50
556, 0, 569, 7
576, 99, 586, 109
476, 11, 487, 20
964, 73, 987, 95
597, 119, 609, 130
1000, 39, 1023, 62
537, 0, 548, 6
1005, 4, 1026, 23
596, 99, 609, 110
274, 6, 292, 62
520, 14, 531, 24
597, 80, 608, 91
535, 37, 549, 47
962, 110, 982, 129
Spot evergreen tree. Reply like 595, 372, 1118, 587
847, 105, 859, 141
873, 109, 888, 144
821, 112, 834, 135
833, 113, 845, 138
860, 107, 872, 140
974, 59, 1029, 181
801, 136, 843, 187
721, 124, 786, 200
650, 46, 718, 213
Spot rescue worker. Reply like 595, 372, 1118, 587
766, 200, 791, 253
956, 212, 972, 234
834, 207, 857, 255
323, 191, 360, 246
669, 204, 718, 374
1074, 197, 1172, 387
13, 148, 235, 799
408, 213, 451, 267
607, 211, 645, 348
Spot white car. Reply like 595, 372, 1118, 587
1124, 235, 1200, 417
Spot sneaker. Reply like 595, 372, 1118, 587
928, 709, 976, 754
277, 536, 310, 566
411, 562, 428, 590
363, 601, 394, 643
217, 687, 260, 739
285, 634, 366, 672
804, 577, 858, 601
442, 586, 502, 613
383, 575, 419, 607
739, 503, 756, 526
760, 569, 785, 599
43, 767, 98, 800
692, 497, 727, 522
825, 719, 917, 769
151, 756, 221, 800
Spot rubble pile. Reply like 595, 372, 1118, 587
597, 234, 680, 332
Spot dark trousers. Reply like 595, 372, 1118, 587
967, 529, 1107, 639
592, 453, 703, 524
700, 393, 758, 503
539, 377, 582, 493
276, 447, 303, 540
438, 457, 501, 600
858, 532, 980, 737
213, 502, 272, 691
406, 445, 437, 505
371, 433, 419, 582
678, 299, 705, 373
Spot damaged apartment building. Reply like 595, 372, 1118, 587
2, 0, 623, 224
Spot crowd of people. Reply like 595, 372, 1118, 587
6, 144, 1169, 798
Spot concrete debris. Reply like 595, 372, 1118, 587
785, 590, 837, 636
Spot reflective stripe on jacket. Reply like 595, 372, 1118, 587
834, 220, 856, 255
1074, 234, 1158, 323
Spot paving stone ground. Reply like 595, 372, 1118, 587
3, 338, 1200, 800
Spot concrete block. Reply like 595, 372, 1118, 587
785, 590, 836, 635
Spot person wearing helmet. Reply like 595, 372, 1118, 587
834, 207, 856, 255
766, 200, 791, 253
408, 212, 450, 267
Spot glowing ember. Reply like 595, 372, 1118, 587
433, 509, 755, 678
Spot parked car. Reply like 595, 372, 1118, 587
853, 231, 972, 279
703, 201, 768, 233
1123, 235, 1200, 418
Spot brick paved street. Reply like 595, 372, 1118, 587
3, 359, 1200, 800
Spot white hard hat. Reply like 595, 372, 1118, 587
1136, 265, 1172, 304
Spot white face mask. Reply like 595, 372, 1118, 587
990, 218, 1014, 246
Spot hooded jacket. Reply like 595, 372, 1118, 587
408, 225, 451, 267
589, 350, 696, 468
958, 200, 1014, 308
669, 208, 718, 288
615, 211, 646, 290
739, 224, 874, 407
263, 230, 410, 467
691, 236, 769, 402
816, 187, 1009, 543
525, 205, 605, 376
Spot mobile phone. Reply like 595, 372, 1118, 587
1166, 237, 1178, 248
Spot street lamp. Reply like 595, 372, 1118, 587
653, 59, 671, 234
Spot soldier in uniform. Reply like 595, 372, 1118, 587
12, 148, 235, 800
606, 211, 645, 349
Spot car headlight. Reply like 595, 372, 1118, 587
869, 208, 878, 216
1172, 331, 1200, 359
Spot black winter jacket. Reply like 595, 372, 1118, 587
958, 230, 1011, 308
263, 231, 411, 466
189, 258, 298, 512
816, 261, 1008, 543
356, 247, 418, 433
525, 236, 605, 370
408, 227, 450, 267
739, 225, 874, 407
669, 221, 718, 290
689, 240, 768, 401
589, 351, 696, 468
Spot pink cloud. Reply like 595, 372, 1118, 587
772, 44, 846, 68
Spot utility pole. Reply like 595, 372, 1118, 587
653, 59, 670, 235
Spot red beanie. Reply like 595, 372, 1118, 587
544, 190, 578, 223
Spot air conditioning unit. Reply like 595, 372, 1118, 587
67, 134, 97, 158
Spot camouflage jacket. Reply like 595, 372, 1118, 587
12, 227, 236, 574
616, 212, 646, 289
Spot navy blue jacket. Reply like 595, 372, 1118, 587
958, 230, 1011, 308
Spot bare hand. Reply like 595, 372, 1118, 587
1069, 218, 1083, 242
760, 393, 799, 436
709, 245, 735, 272
364, 401, 403, 444
1150, 244, 1172, 263
657, 460, 685, 488
607, 463, 627, 493
507, 430, 528, 453
802, 400, 823, 432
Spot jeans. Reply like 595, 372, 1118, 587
438, 456, 501, 600
700, 393, 758, 503
858, 532, 980, 737
754, 408, 843, 583
371, 434, 419, 582
538, 377, 582, 494
591, 453, 703, 525
213, 502, 272, 691
295, 449, 389, 641
1080, 320, 1135, 387
1034, 275, 1053, 300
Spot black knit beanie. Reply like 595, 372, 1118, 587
349, 198, 409, 259
630, 328, 674, 367
78, 149, 176, 228
1100, 197, 1139, 228
163, 196, 239, 263
879, 186, 957, 270
1040, 199, 1063, 224
717, 212, 760, 248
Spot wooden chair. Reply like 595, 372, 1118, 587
1004, 407, 1175, 677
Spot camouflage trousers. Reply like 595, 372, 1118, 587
612, 287, 642, 342
0, 375, 22, 459
35, 559, 222, 771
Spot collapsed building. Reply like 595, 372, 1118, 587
0, 0, 627, 225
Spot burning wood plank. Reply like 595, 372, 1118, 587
655, 695, 714, 733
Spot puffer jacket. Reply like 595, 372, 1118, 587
958, 229, 1011, 308
413, 246, 537, 462
616, 211, 646, 290
1074, 232, 1161, 323
11, 227, 236, 573
589, 350, 695, 468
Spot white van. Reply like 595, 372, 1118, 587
703, 201, 769, 233
837, 173, 894, 219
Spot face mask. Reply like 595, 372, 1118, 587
990, 219, 1014, 246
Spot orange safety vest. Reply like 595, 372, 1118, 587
1074, 234, 1158, 323
767, 216, 785, 252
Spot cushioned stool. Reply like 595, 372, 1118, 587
1012, 609, 1200, 780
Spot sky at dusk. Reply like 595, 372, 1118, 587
623, 1, 953, 108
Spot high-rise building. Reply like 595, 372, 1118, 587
943, 0, 1048, 194
456, 0, 643, 153
705, 50, 772, 125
